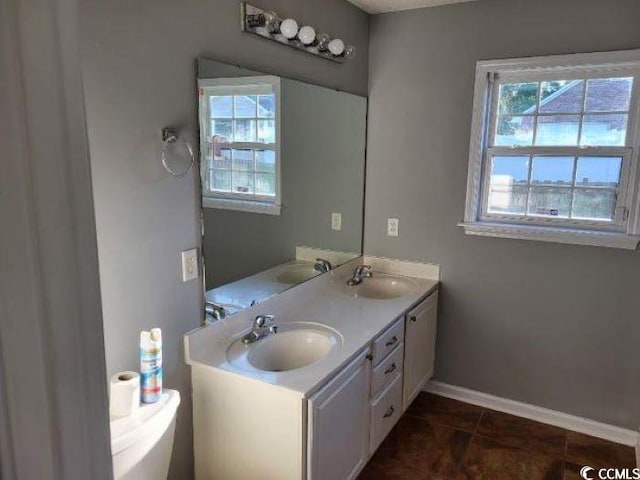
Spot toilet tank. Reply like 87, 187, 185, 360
110, 389, 180, 480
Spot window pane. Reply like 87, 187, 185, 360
258, 95, 276, 118
210, 170, 231, 192
232, 149, 253, 170
233, 119, 256, 142
495, 116, 534, 146
232, 171, 254, 194
575, 157, 622, 187
585, 77, 633, 112
539, 80, 584, 113
234, 95, 257, 117
255, 150, 276, 172
580, 114, 628, 146
212, 148, 231, 169
490, 155, 529, 184
571, 189, 617, 221
255, 173, 276, 196
487, 185, 527, 215
257, 120, 275, 143
498, 82, 539, 114
211, 119, 232, 139
528, 187, 571, 217
210, 96, 232, 117
535, 115, 580, 146
531, 156, 574, 186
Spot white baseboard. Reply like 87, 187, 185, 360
424, 380, 638, 447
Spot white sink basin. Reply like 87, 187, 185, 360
346, 274, 419, 300
227, 322, 341, 373
276, 264, 320, 284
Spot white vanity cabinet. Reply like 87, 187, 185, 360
307, 349, 371, 480
402, 290, 438, 410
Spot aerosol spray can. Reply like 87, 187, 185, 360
140, 328, 162, 403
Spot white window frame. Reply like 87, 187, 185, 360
198, 75, 282, 215
461, 49, 640, 249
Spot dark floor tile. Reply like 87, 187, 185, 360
476, 410, 567, 457
407, 393, 484, 433
378, 415, 472, 478
565, 432, 636, 469
456, 435, 564, 480
358, 453, 445, 479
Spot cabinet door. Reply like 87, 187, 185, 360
403, 291, 438, 411
308, 350, 371, 480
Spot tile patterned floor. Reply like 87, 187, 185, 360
358, 393, 636, 480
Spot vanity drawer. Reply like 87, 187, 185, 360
371, 343, 404, 397
372, 317, 404, 365
369, 373, 403, 455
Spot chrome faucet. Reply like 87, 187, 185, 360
347, 265, 373, 286
314, 258, 333, 273
205, 301, 227, 321
242, 314, 278, 345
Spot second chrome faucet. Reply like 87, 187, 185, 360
242, 314, 278, 345
347, 265, 373, 286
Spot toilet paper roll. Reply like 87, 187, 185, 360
110, 371, 140, 418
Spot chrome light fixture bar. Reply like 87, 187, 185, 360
240, 3, 356, 64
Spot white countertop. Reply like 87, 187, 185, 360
186, 257, 439, 397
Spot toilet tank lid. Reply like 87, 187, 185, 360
110, 389, 180, 455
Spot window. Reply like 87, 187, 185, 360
461, 50, 640, 249
198, 76, 281, 215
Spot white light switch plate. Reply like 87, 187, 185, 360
181, 249, 199, 282
387, 218, 399, 237
331, 212, 342, 231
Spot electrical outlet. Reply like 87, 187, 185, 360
181, 249, 199, 282
387, 218, 399, 237
331, 212, 342, 231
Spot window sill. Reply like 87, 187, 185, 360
203, 197, 281, 215
459, 222, 640, 250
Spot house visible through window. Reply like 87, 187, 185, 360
462, 50, 640, 249
198, 76, 281, 215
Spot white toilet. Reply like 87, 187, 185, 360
110, 389, 180, 480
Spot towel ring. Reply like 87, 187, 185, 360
161, 127, 194, 178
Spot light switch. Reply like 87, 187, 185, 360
331, 212, 342, 231
387, 218, 399, 237
181, 249, 199, 282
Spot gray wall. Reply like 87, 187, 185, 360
366, 0, 640, 429
200, 60, 366, 288
79, 0, 369, 478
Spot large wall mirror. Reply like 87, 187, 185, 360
197, 58, 367, 322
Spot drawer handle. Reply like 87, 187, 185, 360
385, 336, 398, 347
384, 363, 397, 375
410, 315, 417, 322
383, 405, 395, 418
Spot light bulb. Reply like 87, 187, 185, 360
279, 18, 299, 39
297, 25, 316, 45
344, 45, 357, 60
328, 38, 345, 56
263, 11, 280, 33
316, 33, 330, 51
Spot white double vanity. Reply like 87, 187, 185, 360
184, 256, 439, 480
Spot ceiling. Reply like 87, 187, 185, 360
347, 0, 477, 14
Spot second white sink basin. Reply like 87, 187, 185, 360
227, 322, 342, 373
346, 274, 419, 300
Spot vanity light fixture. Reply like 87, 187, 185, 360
241, 2, 356, 64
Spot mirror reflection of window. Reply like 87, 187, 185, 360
198, 76, 281, 215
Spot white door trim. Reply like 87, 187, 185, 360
425, 381, 638, 447
0, 0, 112, 477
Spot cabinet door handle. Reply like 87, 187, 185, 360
410, 315, 417, 322
383, 405, 395, 418
385, 336, 398, 347
384, 363, 396, 375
